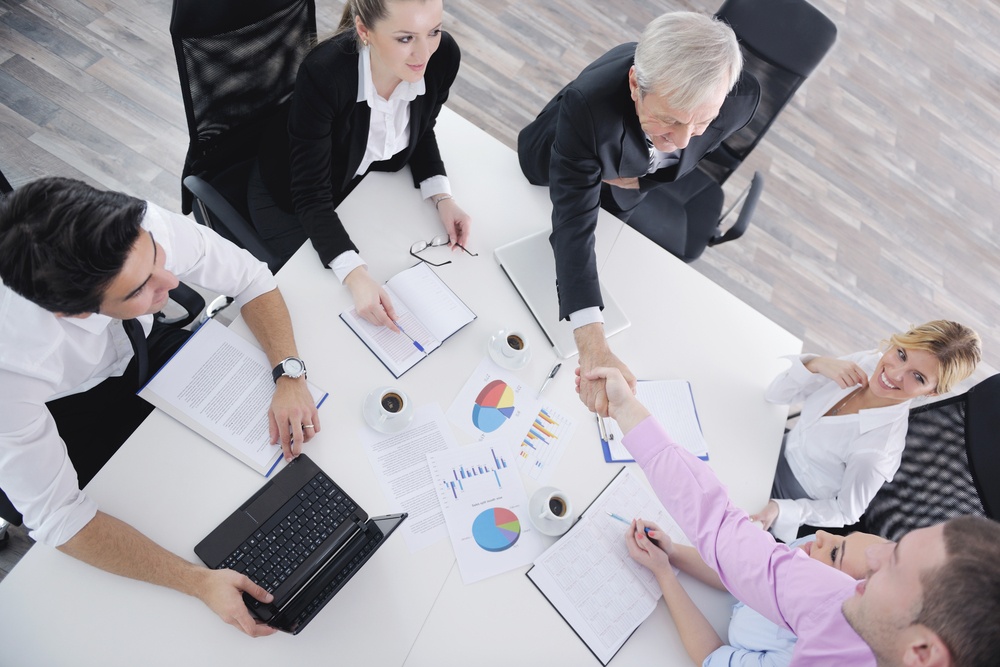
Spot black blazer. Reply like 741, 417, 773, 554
517, 43, 759, 319
258, 31, 461, 267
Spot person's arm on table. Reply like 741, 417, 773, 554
342, 265, 400, 333
58, 511, 275, 637
239, 288, 321, 459
430, 194, 471, 249
624, 519, 723, 666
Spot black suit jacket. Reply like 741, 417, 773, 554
517, 43, 759, 319
258, 31, 460, 267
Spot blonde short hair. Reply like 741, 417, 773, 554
887, 320, 981, 393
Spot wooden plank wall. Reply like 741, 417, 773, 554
1, 0, 998, 570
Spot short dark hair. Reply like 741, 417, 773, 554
916, 516, 1000, 666
0, 177, 146, 315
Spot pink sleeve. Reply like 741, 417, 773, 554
623, 416, 854, 633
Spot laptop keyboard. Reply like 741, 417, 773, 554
290, 525, 384, 629
216, 471, 357, 593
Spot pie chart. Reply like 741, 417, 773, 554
472, 380, 515, 433
472, 507, 521, 552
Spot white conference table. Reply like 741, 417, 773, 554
0, 108, 800, 666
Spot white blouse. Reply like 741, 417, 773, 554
329, 46, 451, 283
766, 351, 912, 543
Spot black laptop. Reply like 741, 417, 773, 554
195, 454, 406, 634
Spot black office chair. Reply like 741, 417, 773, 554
170, 0, 317, 273
859, 374, 1000, 541
625, 0, 837, 262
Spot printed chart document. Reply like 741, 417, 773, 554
602, 380, 708, 462
446, 357, 576, 484
359, 404, 457, 552
427, 440, 547, 583
340, 262, 476, 378
526, 468, 686, 666
139, 319, 328, 476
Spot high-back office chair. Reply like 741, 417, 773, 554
170, 0, 317, 273
624, 0, 837, 262
860, 374, 1000, 541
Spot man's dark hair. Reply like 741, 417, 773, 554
917, 515, 1000, 666
0, 177, 146, 315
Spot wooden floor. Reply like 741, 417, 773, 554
0, 0, 997, 576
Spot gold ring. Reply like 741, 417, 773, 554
303, 424, 315, 428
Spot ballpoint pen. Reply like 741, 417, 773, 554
538, 362, 561, 396
394, 321, 426, 353
606, 511, 657, 543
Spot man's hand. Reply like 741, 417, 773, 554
196, 568, 278, 637
750, 500, 780, 531
269, 376, 320, 460
804, 356, 869, 389
603, 176, 640, 189
344, 266, 400, 332
574, 323, 636, 416
625, 518, 673, 577
582, 366, 649, 432
435, 197, 472, 249
58, 512, 281, 639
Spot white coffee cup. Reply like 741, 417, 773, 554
537, 490, 571, 523
528, 486, 573, 536
364, 386, 414, 433
490, 328, 531, 370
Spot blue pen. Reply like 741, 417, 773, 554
606, 511, 656, 540
394, 321, 426, 353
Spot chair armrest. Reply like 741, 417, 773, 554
709, 171, 764, 247
155, 282, 206, 328
183, 174, 283, 273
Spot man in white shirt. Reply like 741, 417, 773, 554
0, 177, 321, 637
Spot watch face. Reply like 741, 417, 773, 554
283, 358, 304, 377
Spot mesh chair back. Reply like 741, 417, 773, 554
863, 380, 997, 541
170, 0, 316, 212
702, 0, 837, 184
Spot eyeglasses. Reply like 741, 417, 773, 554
409, 234, 478, 266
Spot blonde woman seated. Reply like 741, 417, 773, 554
751, 320, 981, 543
625, 524, 888, 666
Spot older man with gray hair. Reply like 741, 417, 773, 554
518, 12, 759, 412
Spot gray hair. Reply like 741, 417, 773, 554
633, 12, 743, 111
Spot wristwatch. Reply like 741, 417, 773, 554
272, 356, 307, 383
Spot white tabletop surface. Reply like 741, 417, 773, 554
0, 108, 801, 666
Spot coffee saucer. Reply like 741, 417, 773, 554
362, 387, 415, 434
488, 332, 531, 370
528, 486, 573, 537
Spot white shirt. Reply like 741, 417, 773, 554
329, 46, 451, 283
0, 202, 277, 547
766, 351, 912, 543
702, 535, 815, 667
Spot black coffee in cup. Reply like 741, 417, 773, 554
548, 496, 567, 517
380, 392, 404, 413
506, 334, 524, 350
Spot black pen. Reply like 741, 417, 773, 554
538, 362, 561, 396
